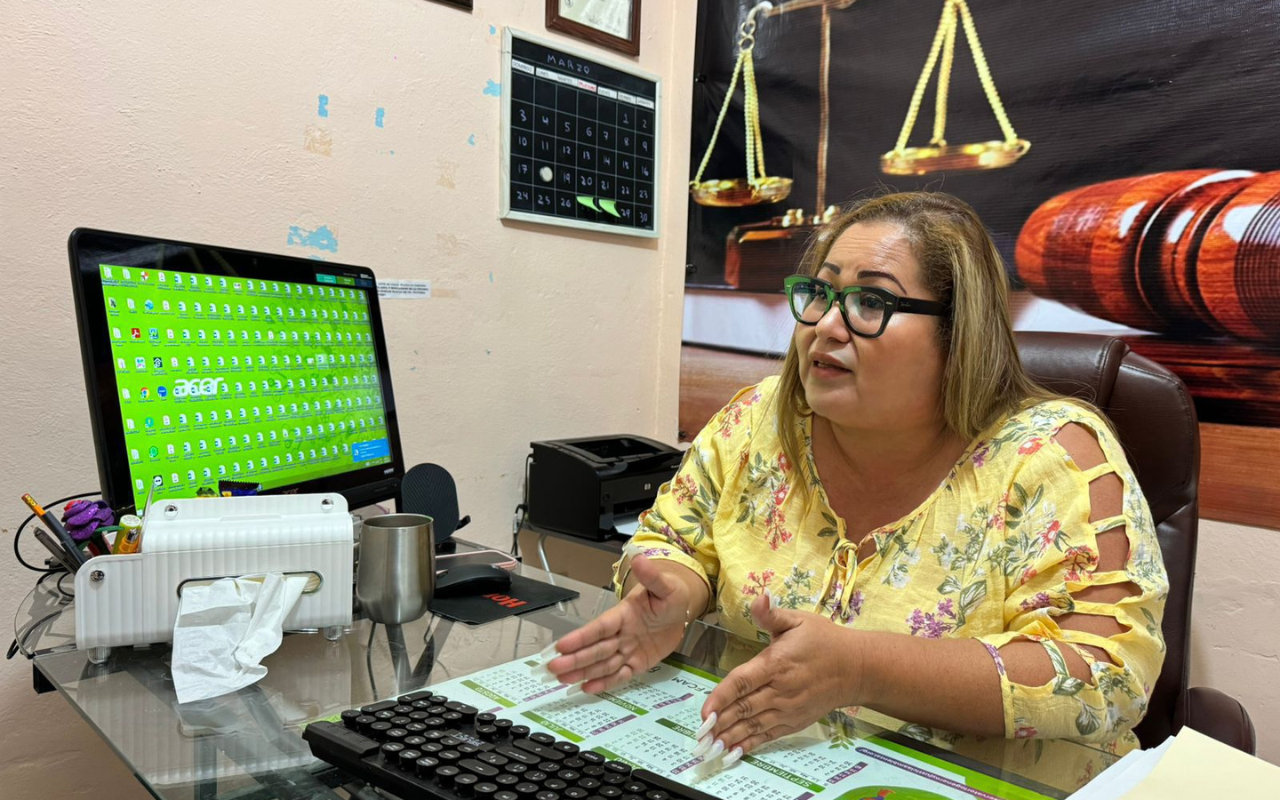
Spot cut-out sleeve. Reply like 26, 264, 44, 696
975, 415, 1169, 744
610, 384, 763, 600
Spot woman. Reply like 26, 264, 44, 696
542, 192, 1167, 770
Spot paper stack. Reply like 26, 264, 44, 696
1067, 727, 1277, 800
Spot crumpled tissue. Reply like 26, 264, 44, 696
172, 572, 308, 704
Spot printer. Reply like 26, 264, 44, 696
527, 435, 684, 540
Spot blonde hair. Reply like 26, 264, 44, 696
776, 192, 1057, 484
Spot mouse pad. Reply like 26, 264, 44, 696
428, 573, 580, 625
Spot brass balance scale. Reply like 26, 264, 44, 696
690, 0, 1030, 291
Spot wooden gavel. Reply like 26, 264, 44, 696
1016, 170, 1280, 342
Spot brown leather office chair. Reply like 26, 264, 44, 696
1016, 332, 1256, 753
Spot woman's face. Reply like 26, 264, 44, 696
795, 220, 950, 433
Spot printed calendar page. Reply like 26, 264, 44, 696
418, 655, 1053, 800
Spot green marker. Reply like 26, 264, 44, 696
576, 196, 601, 211
599, 199, 621, 218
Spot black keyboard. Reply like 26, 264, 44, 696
304, 691, 721, 800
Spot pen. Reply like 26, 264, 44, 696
33, 528, 81, 574
22, 494, 88, 567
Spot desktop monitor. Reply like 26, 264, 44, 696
69, 229, 406, 514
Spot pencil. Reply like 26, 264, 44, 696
22, 494, 88, 567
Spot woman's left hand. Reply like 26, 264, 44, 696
697, 592, 862, 764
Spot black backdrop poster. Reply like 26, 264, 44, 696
682, 0, 1280, 528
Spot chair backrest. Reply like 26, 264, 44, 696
399, 463, 461, 544
1015, 332, 1199, 744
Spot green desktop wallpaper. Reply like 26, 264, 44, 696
99, 264, 392, 510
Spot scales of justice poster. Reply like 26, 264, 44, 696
681, 0, 1280, 530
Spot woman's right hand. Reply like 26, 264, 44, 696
544, 555, 705, 693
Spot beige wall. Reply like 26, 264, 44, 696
1189, 520, 1280, 763
0, 0, 694, 796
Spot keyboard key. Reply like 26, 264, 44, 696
405, 736, 427, 748
563, 758, 586, 770
505, 763, 529, 776
476, 782, 500, 800
496, 792, 519, 800
496, 745, 541, 765
394, 705, 415, 715
478, 712, 498, 725
577, 777, 601, 791
369, 721, 392, 740
539, 761, 562, 773
495, 774, 521, 788
340, 709, 362, 729
565, 789, 590, 800
373, 710, 396, 721
415, 755, 440, 778
510, 725, 531, 739
605, 761, 631, 776
362, 700, 399, 715
579, 751, 606, 766
554, 742, 580, 755
516, 781, 541, 798
399, 749, 423, 770
457, 773, 481, 797
536, 792, 560, 800
530, 733, 556, 745
514, 739, 564, 762
437, 764, 461, 788
460, 758, 501, 779
599, 787, 623, 799
390, 716, 411, 727
381, 742, 404, 763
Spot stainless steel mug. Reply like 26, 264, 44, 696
355, 513, 435, 625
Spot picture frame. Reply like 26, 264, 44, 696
426, 0, 472, 10
546, 0, 641, 57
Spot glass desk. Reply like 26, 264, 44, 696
14, 562, 1116, 800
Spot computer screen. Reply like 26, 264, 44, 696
69, 229, 406, 514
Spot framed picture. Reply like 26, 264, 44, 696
426, 0, 472, 10
546, 0, 641, 57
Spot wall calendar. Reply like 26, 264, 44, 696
501, 29, 661, 238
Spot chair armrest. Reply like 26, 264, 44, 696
1181, 686, 1256, 755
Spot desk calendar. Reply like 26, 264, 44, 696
501, 29, 660, 238
338, 654, 1053, 800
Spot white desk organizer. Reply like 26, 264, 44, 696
75, 493, 354, 656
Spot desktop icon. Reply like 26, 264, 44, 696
170, 473, 179, 484
233, 281, 241, 291
162, 301, 170, 311
104, 266, 114, 279
158, 271, 166, 282
144, 417, 154, 429
108, 297, 118, 310
140, 388, 150, 399
113, 327, 122, 339
157, 386, 168, 398
148, 328, 159, 340
127, 299, 136, 311
170, 357, 179, 368
166, 329, 175, 340
162, 415, 170, 426
123, 269, 131, 280
121, 389, 131, 400
166, 445, 174, 456
144, 299, 155, 312
178, 414, 187, 424
187, 470, 196, 481
153, 357, 163, 368
148, 446, 159, 458
130, 448, 140, 461
135, 357, 146, 370
178, 301, 186, 312
117, 358, 126, 370
140, 271, 149, 281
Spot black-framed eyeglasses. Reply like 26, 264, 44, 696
783, 275, 948, 339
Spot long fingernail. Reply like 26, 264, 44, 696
721, 747, 743, 768
695, 712, 717, 739
539, 643, 559, 661
705, 740, 725, 761
540, 670, 561, 684
770, 591, 781, 609
566, 684, 583, 697
691, 735, 712, 758
762, 588, 772, 606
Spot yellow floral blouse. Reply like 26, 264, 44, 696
613, 377, 1168, 754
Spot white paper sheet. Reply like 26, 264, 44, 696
171, 573, 308, 704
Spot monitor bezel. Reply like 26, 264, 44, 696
69, 228, 406, 515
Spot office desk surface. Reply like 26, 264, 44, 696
16, 561, 1117, 800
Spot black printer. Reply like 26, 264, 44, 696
527, 435, 684, 540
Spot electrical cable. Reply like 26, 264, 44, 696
11, 490, 101, 572
510, 453, 533, 556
